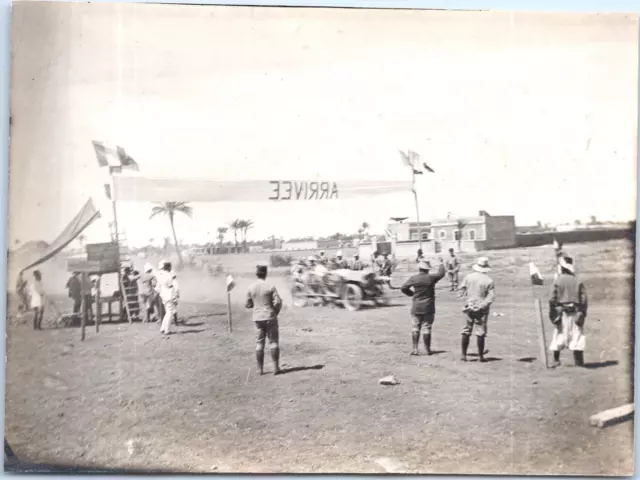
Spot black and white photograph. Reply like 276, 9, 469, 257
4, 2, 638, 474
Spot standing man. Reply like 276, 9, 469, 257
245, 265, 283, 375
548, 256, 588, 367
446, 248, 460, 291
139, 263, 158, 323
172, 272, 181, 325
401, 258, 446, 356
318, 251, 328, 266
155, 260, 176, 335
80, 271, 94, 323
381, 253, 393, 276
65, 272, 82, 317
459, 257, 495, 362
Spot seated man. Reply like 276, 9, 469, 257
331, 250, 349, 270
350, 254, 364, 271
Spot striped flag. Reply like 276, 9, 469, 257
408, 150, 422, 174
529, 262, 544, 286
92, 141, 139, 171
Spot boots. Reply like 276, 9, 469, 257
423, 334, 432, 355
461, 335, 470, 361
256, 350, 265, 375
573, 350, 584, 367
411, 332, 420, 355
477, 336, 486, 362
551, 350, 561, 367
271, 346, 282, 375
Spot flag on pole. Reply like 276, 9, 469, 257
529, 262, 544, 286
399, 150, 412, 167
408, 150, 423, 174
92, 141, 139, 171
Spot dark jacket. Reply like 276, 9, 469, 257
401, 264, 446, 315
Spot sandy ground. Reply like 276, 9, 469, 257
4, 239, 635, 474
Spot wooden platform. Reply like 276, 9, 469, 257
589, 403, 634, 428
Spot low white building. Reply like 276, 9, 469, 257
282, 240, 318, 251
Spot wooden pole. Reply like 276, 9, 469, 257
412, 169, 423, 252
95, 275, 101, 333
81, 272, 87, 341
227, 292, 232, 333
534, 298, 549, 369
110, 173, 123, 318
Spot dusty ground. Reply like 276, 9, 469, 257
5, 239, 635, 474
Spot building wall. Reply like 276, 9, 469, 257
430, 222, 486, 243
439, 240, 485, 253
282, 241, 318, 251
484, 216, 517, 249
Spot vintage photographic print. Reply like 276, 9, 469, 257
5, 2, 637, 474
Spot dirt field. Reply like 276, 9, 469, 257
5, 239, 635, 474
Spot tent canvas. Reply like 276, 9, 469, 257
20, 198, 101, 272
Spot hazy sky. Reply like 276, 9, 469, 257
9, 3, 638, 247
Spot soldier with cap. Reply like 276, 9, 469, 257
246, 265, 283, 375
459, 257, 495, 362
349, 253, 363, 271
401, 257, 446, 356
446, 248, 460, 291
548, 255, 588, 367
331, 251, 349, 270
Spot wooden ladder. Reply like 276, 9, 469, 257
111, 227, 137, 323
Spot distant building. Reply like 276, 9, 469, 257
386, 221, 432, 242
282, 240, 318, 251
429, 210, 516, 251
383, 210, 517, 254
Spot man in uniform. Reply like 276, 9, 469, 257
139, 263, 158, 323
401, 258, 446, 356
548, 256, 588, 367
381, 253, 393, 276
459, 257, 495, 362
446, 248, 460, 291
245, 265, 283, 375
318, 251, 329, 266
332, 250, 349, 270
350, 254, 363, 271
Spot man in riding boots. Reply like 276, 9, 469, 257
401, 258, 446, 356
446, 248, 460, 291
548, 256, 588, 367
459, 257, 495, 362
245, 265, 283, 375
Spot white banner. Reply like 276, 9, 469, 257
112, 176, 412, 203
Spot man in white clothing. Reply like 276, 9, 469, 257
155, 260, 176, 335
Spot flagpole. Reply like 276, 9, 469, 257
110, 170, 123, 317
412, 169, 422, 252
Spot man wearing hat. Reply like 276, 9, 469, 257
349, 253, 363, 271
245, 265, 283, 375
155, 260, 176, 335
548, 255, 588, 367
446, 248, 460, 291
400, 257, 446, 356
331, 251, 349, 270
140, 263, 158, 323
459, 257, 495, 362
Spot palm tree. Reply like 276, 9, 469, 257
217, 227, 228, 253
230, 219, 243, 253
357, 227, 364, 240
241, 220, 254, 252
456, 219, 468, 252
150, 202, 193, 267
